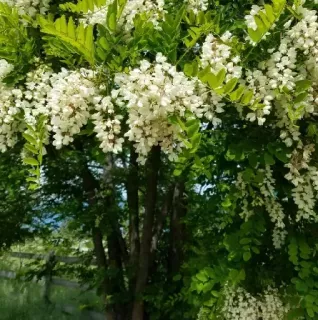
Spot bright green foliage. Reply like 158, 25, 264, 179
60, 0, 108, 13
22, 116, 47, 190
247, 0, 286, 43
0, 3, 35, 83
38, 15, 95, 65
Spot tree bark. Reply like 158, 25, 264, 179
83, 167, 116, 320
127, 147, 140, 279
168, 180, 187, 276
132, 146, 161, 320
151, 184, 174, 257
103, 154, 128, 320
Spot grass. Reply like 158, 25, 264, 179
0, 279, 102, 320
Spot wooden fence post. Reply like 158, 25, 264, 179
42, 251, 56, 304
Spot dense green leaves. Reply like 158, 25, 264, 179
38, 16, 95, 64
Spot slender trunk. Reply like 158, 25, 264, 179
83, 167, 116, 320
168, 181, 187, 276
127, 147, 140, 282
150, 184, 174, 260
132, 146, 161, 320
103, 154, 127, 320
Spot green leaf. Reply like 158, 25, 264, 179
230, 85, 245, 101
242, 168, 254, 182
243, 251, 251, 261
306, 308, 314, 318
223, 78, 238, 94
26, 177, 39, 182
264, 152, 275, 165
295, 79, 312, 93
216, 69, 226, 86
240, 90, 253, 105
248, 154, 258, 168
221, 198, 232, 208
239, 238, 251, 245
24, 144, 38, 155
187, 122, 200, 138
252, 246, 260, 254
23, 158, 39, 166
296, 280, 308, 293
173, 274, 182, 281
38, 15, 95, 65
247, 0, 286, 43
191, 133, 201, 151
196, 273, 208, 282
184, 62, 194, 77
23, 133, 37, 146
287, 308, 304, 320
294, 92, 308, 104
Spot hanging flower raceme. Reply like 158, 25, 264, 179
113, 53, 206, 163
2, 0, 51, 16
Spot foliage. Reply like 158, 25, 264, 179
0, 0, 317, 319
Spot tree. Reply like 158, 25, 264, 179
0, 0, 318, 319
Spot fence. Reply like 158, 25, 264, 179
0, 251, 104, 320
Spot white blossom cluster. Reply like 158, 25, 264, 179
222, 285, 289, 320
0, 60, 21, 152
113, 53, 205, 163
285, 145, 318, 222
0, 64, 124, 152
235, 167, 287, 248
81, 0, 165, 32
0, 59, 14, 79
244, 5, 261, 31
259, 166, 287, 248
244, 5, 272, 44
19, 67, 98, 149
2, 0, 51, 16
92, 96, 124, 154
199, 32, 242, 125
45, 68, 98, 149
201, 32, 242, 81
187, 0, 209, 13
0, 84, 21, 152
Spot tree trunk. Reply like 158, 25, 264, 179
127, 147, 140, 282
168, 181, 187, 276
83, 166, 116, 320
132, 146, 161, 320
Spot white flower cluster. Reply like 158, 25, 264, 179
244, 5, 261, 31
244, 5, 272, 44
199, 32, 242, 125
0, 59, 14, 79
2, 0, 51, 16
81, 0, 165, 32
236, 167, 287, 248
0, 84, 21, 152
92, 96, 124, 154
288, 8, 318, 66
20, 67, 98, 149
0, 64, 126, 152
285, 145, 318, 222
222, 285, 289, 320
187, 0, 209, 13
45, 69, 97, 149
113, 53, 205, 163
259, 166, 287, 248
201, 32, 242, 81
0, 60, 20, 152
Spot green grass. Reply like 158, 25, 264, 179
0, 279, 101, 320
